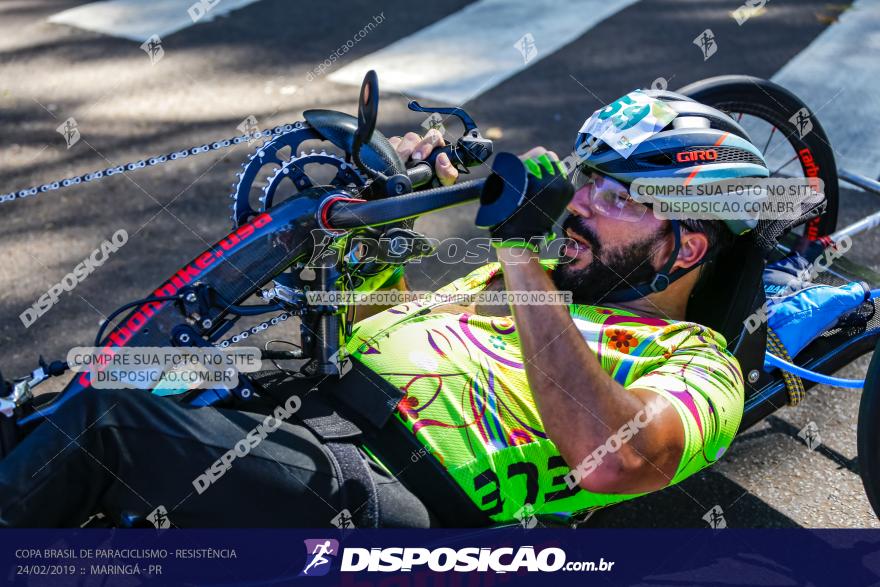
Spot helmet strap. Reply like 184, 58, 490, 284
601, 220, 706, 303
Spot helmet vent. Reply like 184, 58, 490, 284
672, 116, 711, 129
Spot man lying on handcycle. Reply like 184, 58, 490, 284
0, 91, 768, 527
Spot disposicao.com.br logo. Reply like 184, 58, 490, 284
299, 541, 614, 576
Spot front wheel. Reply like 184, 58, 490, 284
857, 340, 880, 518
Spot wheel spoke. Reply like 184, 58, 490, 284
762, 125, 777, 155
771, 153, 799, 176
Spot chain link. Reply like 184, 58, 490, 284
1, 123, 301, 204
215, 312, 293, 348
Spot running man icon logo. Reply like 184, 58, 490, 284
789, 107, 814, 139
146, 505, 172, 529
693, 29, 718, 61
299, 539, 340, 577
56, 118, 80, 149
514, 33, 538, 64
139, 35, 165, 65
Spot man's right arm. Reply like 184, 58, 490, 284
352, 129, 459, 322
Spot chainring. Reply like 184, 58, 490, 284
262, 151, 364, 213
230, 123, 366, 227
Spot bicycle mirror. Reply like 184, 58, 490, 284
356, 70, 379, 147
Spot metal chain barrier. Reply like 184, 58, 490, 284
1, 121, 307, 348
0, 123, 301, 204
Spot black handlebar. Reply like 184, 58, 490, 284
405, 162, 436, 189
326, 178, 486, 229
404, 136, 491, 190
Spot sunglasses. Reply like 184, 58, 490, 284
571, 169, 650, 223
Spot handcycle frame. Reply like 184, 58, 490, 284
3, 71, 880, 524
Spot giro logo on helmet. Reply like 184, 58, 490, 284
676, 149, 719, 163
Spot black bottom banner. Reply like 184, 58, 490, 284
2, 528, 878, 586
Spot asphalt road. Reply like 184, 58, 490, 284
1, 0, 879, 528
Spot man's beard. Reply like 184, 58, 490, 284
551, 215, 668, 305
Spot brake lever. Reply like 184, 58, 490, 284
362, 102, 493, 197
408, 101, 479, 133
407, 101, 493, 173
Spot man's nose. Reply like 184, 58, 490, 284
567, 187, 594, 218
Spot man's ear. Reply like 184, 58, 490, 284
673, 230, 709, 271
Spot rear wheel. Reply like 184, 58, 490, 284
857, 341, 880, 518
677, 75, 839, 240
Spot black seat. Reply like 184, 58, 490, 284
685, 188, 834, 404
686, 231, 768, 399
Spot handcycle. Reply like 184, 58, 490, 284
2, 70, 880, 526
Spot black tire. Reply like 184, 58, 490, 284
857, 341, 880, 518
677, 75, 839, 239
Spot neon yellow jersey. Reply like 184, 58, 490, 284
347, 263, 744, 522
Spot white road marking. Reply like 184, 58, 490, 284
327, 0, 641, 105
48, 0, 262, 42
771, 0, 880, 177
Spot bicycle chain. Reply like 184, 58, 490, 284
215, 311, 293, 348
0, 123, 303, 204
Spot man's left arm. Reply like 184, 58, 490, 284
497, 247, 685, 495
